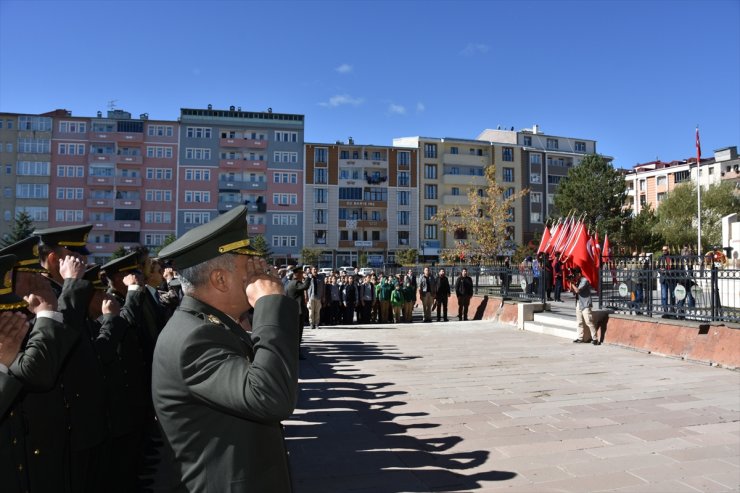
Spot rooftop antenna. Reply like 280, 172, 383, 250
107, 99, 118, 111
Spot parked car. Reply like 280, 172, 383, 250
338, 266, 355, 274
318, 267, 334, 276
358, 267, 374, 276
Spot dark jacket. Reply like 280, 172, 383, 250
435, 276, 451, 300
152, 295, 299, 493
454, 275, 474, 298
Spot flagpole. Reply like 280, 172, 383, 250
696, 126, 702, 256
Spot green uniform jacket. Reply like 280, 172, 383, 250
152, 294, 299, 493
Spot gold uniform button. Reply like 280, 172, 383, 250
12, 438, 17, 445
9, 411, 14, 417
33, 449, 40, 456
17, 464, 23, 471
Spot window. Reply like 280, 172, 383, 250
4, 165, 9, 175
450, 147, 459, 155
531, 192, 542, 203
424, 205, 437, 220
314, 147, 328, 163
338, 187, 362, 200
657, 192, 666, 202
5, 143, 12, 152
146, 146, 173, 158
184, 168, 211, 181
639, 179, 646, 191
144, 211, 172, 223
503, 167, 514, 182
273, 172, 298, 184
145, 168, 173, 180
504, 187, 515, 199
657, 176, 667, 187
530, 212, 541, 223
57, 165, 84, 177
55, 210, 84, 222
424, 143, 437, 158
273, 151, 298, 163
58, 143, 85, 155
365, 188, 387, 201
145, 189, 173, 202
185, 148, 212, 160
147, 125, 174, 137
184, 212, 211, 224
57, 187, 84, 200
16, 183, 48, 198
184, 191, 211, 203
274, 131, 298, 142
397, 151, 410, 166
424, 224, 438, 239
186, 127, 212, 138
397, 190, 409, 206
547, 194, 554, 206
575, 141, 586, 152
546, 138, 558, 150
547, 175, 563, 185
273, 193, 298, 205
397, 211, 409, 225
59, 121, 87, 133
315, 188, 327, 204
272, 213, 298, 225
18, 138, 51, 154
314, 168, 327, 184
3, 210, 9, 221
523, 136, 532, 146
314, 209, 327, 224
424, 184, 437, 199
314, 230, 327, 245
3, 187, 11, 198
424, 164, 437, 179
397, 231, 410, 245
15, 206, 48, 221
451, 187, 459, 196
674, 170, 689, 183
18, 116, 51, 131
272, 235, 297, 247
397, 171, 410, 187
529, 153, 541, 165
502, 147, 514, 162
530, 173, 541, 184
16, 161, 50, 176
144, 234, 168, 246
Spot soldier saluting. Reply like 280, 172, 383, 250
152, 205, 300, 492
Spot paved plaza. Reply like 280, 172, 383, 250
286, 318, 740, 492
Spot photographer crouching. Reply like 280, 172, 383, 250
568, 267, 599, 345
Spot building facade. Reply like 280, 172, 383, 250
304, 140, 418, 268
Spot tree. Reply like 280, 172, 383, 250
622, 203, 663, 254
1, 211, 35, 247
300, 248, 321, 267
434, 164, 528, 261
553, 154, 629, 241
395, 248, 418, 266
655, 181, 739, 251
249, 235, 272, 262
110, 246, 128, 260
149, 233, 177, 256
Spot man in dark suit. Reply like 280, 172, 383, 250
285, 266, 310, 359
152, 205, 299, 493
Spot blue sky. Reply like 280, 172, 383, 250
1, 0, 738, 169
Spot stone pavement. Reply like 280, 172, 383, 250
286, 318, 740, 492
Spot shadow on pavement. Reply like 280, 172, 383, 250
286, 337, 517, 492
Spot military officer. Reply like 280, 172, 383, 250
32, 224, 93, 297
152, 205, 299, 493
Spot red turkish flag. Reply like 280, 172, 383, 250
566, 222, 599, 292
537, 224, 551, 255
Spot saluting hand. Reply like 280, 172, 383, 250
59, 255, 85, 280
24, 293, 57, 314
101, 296, 121, 316
0, 311, 30, 366
123, 273, 139, 287
244, 256, 284, 307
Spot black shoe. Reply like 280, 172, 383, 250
463, 317, 468, 321
592, 340, 600, 345
572, 339, 584, 343
444, 319, 449, 322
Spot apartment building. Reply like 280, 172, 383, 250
179, 106, 305, 265
477, 125, 601, 245
304, 139, 418, 268
1, 111, 54, 237
624, 146, 738, 215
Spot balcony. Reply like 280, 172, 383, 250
87, 176, 114, 186
86, 198, 114, 208
338, 199, 387, 209
217, 200, 240, 212
339, 220, 388, 228
219, 159, 267, 171
246, 203, 267, 213
220, 138, 267, 149
115, 176, 142, 187
218, 179, 267, 191
442, 153, 488, 166
247, 224, 266, 235
116, 155, 143, 165
89, 154, 114, 164
339, 158, 388, 168
338, 240, 387, 249
89, 132, 115, 142
441, 195, 470, 206
112, 220, 141, 230
115, 132, 144, 143
115, 199, 141, 208
90, 243, 118, 254
441, 174, 488, 186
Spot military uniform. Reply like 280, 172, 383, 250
152, 205, 299, 492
